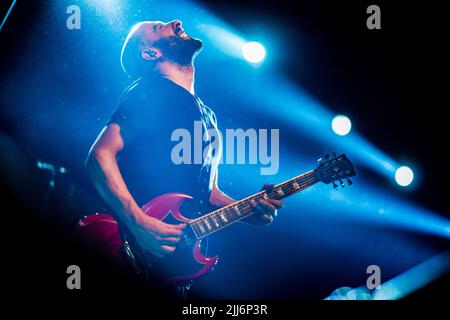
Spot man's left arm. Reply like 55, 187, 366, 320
209, 173, 283, 225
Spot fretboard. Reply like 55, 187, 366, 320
189, 169, 321, 239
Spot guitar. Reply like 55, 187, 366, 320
76, 153, 355, 285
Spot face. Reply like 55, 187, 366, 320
142, 20, 203, 66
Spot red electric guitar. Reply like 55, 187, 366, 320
77, 153, 355, 285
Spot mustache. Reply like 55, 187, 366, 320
158, 35, 197, 47
154, 35, 202, 47
156, 35, 202, 53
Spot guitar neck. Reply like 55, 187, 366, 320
189, 169, 321, 239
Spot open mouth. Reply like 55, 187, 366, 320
176, 28, 192, 40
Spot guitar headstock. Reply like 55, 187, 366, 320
316, 153, 356, 188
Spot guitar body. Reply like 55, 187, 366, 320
76, 193, 218, 285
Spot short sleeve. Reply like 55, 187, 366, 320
107, 80, 155, 145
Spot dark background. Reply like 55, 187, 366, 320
1, 0, 448, 303
198, 0, 448, 214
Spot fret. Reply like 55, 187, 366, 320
211, 214, 220, 227
238, 199, 253, 216
231, 206, 240, 218
275, 187, 285, 197
277, 170, 318, 197
214, 212, 223, 226
222, 208, 229, 222
219, 210, 228, 223
191, 220, 205, 238
282, 183, 291, 194
209, 215, 218, 229
226, 207, 234, 220
197, 221, 206, 234
284, 180, 298, 195
228, 206, 236, 219
203, 218, 212, 231
190, 221, 200, 238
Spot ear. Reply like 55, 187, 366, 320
141, 48, 162, 61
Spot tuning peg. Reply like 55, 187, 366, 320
333, 181, 338, 189
346, 178, 353, 186
324, 154, 330, 161
339, 180, 345, 188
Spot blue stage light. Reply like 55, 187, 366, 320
86, 0, 124, 28
243, 41, 266, 63
198, 23, 247, 59
331, 115, 352, 136
395, 166, 414, 187
372, 250, 450, 300
325, 250, 450, 300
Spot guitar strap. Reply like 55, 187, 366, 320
117, 223, 151, 280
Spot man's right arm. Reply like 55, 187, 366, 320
85, 123, 185, 258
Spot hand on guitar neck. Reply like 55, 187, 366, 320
244, 184, 284, 225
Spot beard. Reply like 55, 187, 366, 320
154, 36, 203, 66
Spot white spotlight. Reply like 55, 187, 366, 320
395, 166, 414, 187
243, 41, 266, 63
331, 114, 352, 136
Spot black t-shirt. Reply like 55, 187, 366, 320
108, 75, 222, 212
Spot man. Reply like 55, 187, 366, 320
85, 20, 283, 293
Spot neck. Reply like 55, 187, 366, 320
156, 60, 195, 94
189, 169, 321, 239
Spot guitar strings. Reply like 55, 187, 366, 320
189, 171, 323, 238
189, 172, 321, 237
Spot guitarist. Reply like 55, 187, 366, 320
85, 20, 283, 295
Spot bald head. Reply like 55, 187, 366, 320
120, 20, 203, 79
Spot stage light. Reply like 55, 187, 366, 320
331, 115, 352, 136
90, 0, 119, 12
243, 42, 266, 63
223, 73, 399, 178
198, 23, 247, 59
395, 166, 414, 187
372, 250, 450, 300
325, 250, 450, 300
85, 0, 124, 27
278, 162, 449, 239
